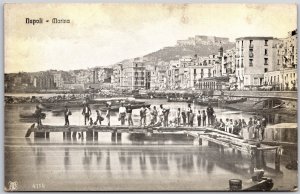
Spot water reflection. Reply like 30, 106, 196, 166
64, 148, 70, 171
5, 101, 297, 190
29, 145, 252, 176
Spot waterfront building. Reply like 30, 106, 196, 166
196, 54, 223, 90
264, 29, 297, 91
150, 62, 168, 90
235, 36, 277, 89
167, 60, 180, 89
33, 72, 55, 89
53, 73, 63, 88
113, 58, 151, 90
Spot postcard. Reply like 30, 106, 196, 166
4, 3, 297, 191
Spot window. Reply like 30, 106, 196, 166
241, 59, 244, 67
249, 51, 254, 57
249, 40, 253, 48
264, 58, 268, 65
249, 59, 253, 66
264, 40, 268, 46
264, 68, 268, 73
194, 69, 196, 74
241, 41, 244, 47
236, 60, 239, 68
277, 59, 280, 65
264, 49, 268, 56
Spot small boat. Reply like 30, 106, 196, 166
224, 97, 247, 104
194, 97, 247, 106
100, 103, 151, 112
167, 98, 193, 103
133, 94, 150, 99
194, 98, 219, 106
20, 112, 46, 119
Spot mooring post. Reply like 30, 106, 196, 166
275, 148, 281, 171
117, 132, 122, 143
198, 137, 202, 145
72, 132, 77, 139
111, 130, 116, 143
94, 130, 98, 141
66, 131, 71, 140
86, 128, 94, 141
250, 148, 256, 174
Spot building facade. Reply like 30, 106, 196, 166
235, 37, 276, 89
264, 29, 297, 90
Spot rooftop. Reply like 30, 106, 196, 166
236, 37, 273, 41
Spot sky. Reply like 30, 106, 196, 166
4, 3, 297, 73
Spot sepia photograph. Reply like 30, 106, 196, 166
4, 3, 298, 191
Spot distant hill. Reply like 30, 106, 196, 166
144, 43, 235, 62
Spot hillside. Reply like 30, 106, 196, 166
144, 43, 235, 62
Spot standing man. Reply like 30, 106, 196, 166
189, 110, 195, 127
163, 107, 170, 127
127, 104, 133, 126
206, 104, 214, 126
34, 105, 43, 126
187, 104, 192, 126
140, 105, 147, 126
158, 104, 164, 125
152, 106, 158, 124
64, 105, 71, 126
82, 103, 92, 125
197, 110, 202, 127
177, 108, 181, 126
119, 103, 127, 125
106, 104, 111, 126
94, 110, 103, 125
181, 109, 187, 126
261, 117, 267, 140
202, 110, 207, 127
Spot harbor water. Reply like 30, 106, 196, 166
4, 98, 297, 191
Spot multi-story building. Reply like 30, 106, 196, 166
235, 36, 276, 89
264, 29, 297, 90
150, 61, 168, 90
33, 72, 55, 89
113, 58, 151, 90
196, 54, 222, 90
53, 73, 63, 88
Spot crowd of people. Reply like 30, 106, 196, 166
34, 102, 267, 140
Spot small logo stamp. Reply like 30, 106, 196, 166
8, 181, 18, 191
